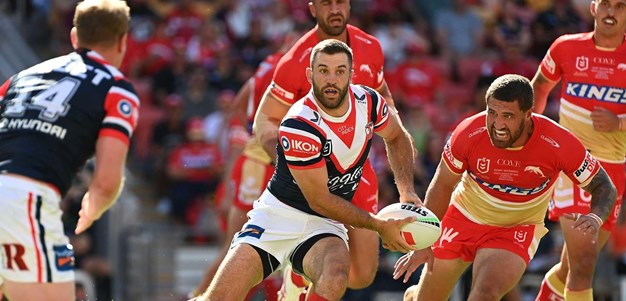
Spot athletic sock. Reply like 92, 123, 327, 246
535, 265, 565, 301
564, 288, 593, 301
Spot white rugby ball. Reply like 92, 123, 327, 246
376, 203, 442, 250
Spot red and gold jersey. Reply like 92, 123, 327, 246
249, 52, 283, 125
269, 25, 385, 105
442, 112, 600, 226
539, 32, 626, 163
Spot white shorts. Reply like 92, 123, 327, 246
0, 175, 74, 284
232, 189, 349, 269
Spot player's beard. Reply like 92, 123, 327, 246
489, 119, 525, 149
313, 82, 349, 110
318, 13, 348, 37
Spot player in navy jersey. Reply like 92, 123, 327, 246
0, 1, 138, 300
196, 39, 420, 301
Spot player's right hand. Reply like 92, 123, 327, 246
376, 216, 416, 253
393, 248, 434, 283
563, 213, 601, 244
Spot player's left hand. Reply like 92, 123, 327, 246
75, 192, 101, 234
591, 106, 619, 132
393, 247, 434, 283
563, 213, 602, 244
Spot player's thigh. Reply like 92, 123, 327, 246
3, 281, 74, 301
415, 257, 470, 301
302, 235, 350, 284
470, 248, 526, 300
207, 243, 265, 299
347, 227, 379, 286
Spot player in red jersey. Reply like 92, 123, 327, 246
393, 74, 617, 301
531, 1, 626, 300
0, 1, 138, 300
253, 1, 402, 298
189, 26, 308, 299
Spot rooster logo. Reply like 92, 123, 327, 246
524, 166, 545, 178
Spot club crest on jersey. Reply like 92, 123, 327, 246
575, 56, 589, 71
365, 122, 374, 138
477, 157, 490, 174
117, 100, 133, 117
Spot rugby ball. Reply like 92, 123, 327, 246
376, 203, 442, 250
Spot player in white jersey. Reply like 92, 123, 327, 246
195, 39, 420, 301
531, 0, 626, 300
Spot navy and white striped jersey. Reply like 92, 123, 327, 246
267, 84, 389, 217
0, 48, 140, 196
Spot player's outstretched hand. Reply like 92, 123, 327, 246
377, 216, 417, 253
563, 213, 602, 244
75, 192, 98, 234
393, 248, 434, 283
399, 191, 424, 206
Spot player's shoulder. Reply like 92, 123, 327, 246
284, 96, 320, 125
347, 25, 383, 50
454, 112, 487, 139
280, 29, 318, 66
552, 32, 593, 47
532, 114, 578, 147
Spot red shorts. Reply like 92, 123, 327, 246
352, 160, 379, 213
433, 206, 548, 264
549, 161, 625, 231
231, 154, 275, 211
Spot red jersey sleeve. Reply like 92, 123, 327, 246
270, 31, 317, 105
441, 114, 484, 174
556, 128, 601, 186
539, 35, 567, 82
100, 81, 140, 145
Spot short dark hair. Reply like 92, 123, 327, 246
310, 39, 353, 68
485, 74, 534, 111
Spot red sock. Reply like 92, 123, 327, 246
535, 265, 564, 301
307, 292, 330, 301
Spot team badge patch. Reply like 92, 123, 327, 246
117, 100, 133, 117
53, 244, 75, 272
477, 157, 490, 174
237, 224, 265, 239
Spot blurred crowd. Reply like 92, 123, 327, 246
5, 0, 626, 300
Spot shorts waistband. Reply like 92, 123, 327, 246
0, 174, 61, 198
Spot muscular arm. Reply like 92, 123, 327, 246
75, 136, 128, 234
582, 167, 618, 222
253, 90, 290, 163
376, 109, 420, 204
530, 69, 559, 114
423, 160, 463, 220
232, 78, 252, 128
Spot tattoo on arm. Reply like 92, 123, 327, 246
582, 168, 618, 220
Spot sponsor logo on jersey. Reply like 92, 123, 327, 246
270, 82, 295, 101
237, 224, 265, 239
353, 34, 372, 45
564, 82, 626, 103
470, 171, 551, 196
477, 157, 490, 174
524, 166, 546, 178
53, 244, 75, 271
310, 111, 320, 123
576, 56, 589, 71
540, 135, 560, 148
543, 52, 556, 74
443, 141, 463, 170
118, 100, 132, 117
468, 127, 487, 138
593, 57, 615, 65
573, 152, 597, 181
328, 166, 363, 192
280, 135, 319, 155
497, 159, 521, 167
0, 118, 67, 139
355, 92, 366, 104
